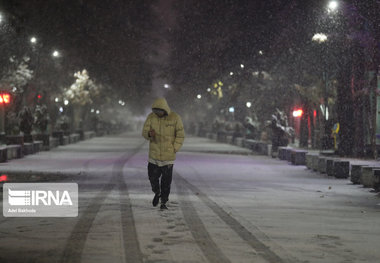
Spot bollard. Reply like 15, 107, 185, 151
306, 153, 315, 169
0, 146, 7, 162
318, 157, 327, 174
333, 161, 350, 179
291, 150, 307, 165
312, 155, 319, 171
23, 143, 35, 155
284, 148, 291, 162
351, 164, 367, 185
373, 169, 380, 192
278, 147, 288, 160
326, 159, 336, 177
360, 166, 379, 188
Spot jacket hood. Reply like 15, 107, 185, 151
152, 98, 171, 114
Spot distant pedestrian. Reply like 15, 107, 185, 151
142, 98, 185, 210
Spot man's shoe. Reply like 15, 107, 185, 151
152, 193, 160, 207
160, 203, 168, 210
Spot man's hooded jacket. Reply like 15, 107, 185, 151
142, 98, 185, 161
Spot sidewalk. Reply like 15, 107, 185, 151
202, 132, 380, 191
1, 133, 380, 190
0, 134, 130, 183
0, 134, 252, 184
181, 136, 252, 155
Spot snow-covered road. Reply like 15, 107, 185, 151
0, 133, 379, 263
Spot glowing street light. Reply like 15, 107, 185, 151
230, 72, 234, 76
30, 37, 37, 44
229, 107, 235, 113
246, 102, 252, 108
64, 99, 69, 105
52, 50, 60, 57
312, 33, 328, 43
259, 50, 263, 55
197, 94, 202, 99
240, 64, 245, 69
164, 84, 170, 89
327, 1, 338, 13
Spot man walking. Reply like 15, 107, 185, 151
142, 98, 185, 210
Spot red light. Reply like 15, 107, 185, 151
37, 94, 42, 99
0, 93, 11, 104
0, 174, 8, 182
293, 109, 303, 117
3, 94, 10, 104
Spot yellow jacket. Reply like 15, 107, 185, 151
142, 98, 185, 161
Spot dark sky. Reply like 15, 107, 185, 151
0, 0, 305, 84
0, 0, 161, 95
0, 0, 361, 104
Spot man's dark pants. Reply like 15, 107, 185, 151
148, 163, 173, 204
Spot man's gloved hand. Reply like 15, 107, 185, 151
149, 129, 156, 138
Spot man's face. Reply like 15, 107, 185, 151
153, 108, 165, 117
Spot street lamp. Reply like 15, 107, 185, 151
312, 32, 331, 148
52, 50, 60, 57
327, 1, 338, 13
30, 37, 37, 44
246, 102, 252, 108
164, 84, 170, 89
197, 94, 202, 99
312, 33, 328, 43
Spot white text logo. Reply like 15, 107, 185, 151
8, 189, 73, 206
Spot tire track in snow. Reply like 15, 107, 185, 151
174, 172, 300, 263
60, 142, 145, 263
115, 154, 144, 263
175, 177, 231, 263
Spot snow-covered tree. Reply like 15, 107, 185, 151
1, 56, 33, 93
64, 69, 100, 106
63, 69, 103, 130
